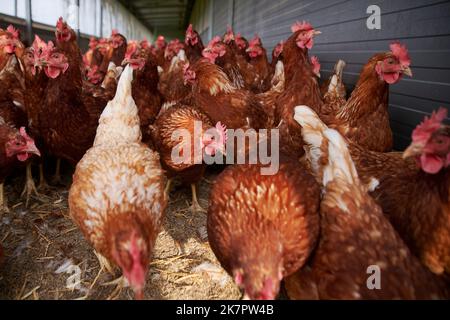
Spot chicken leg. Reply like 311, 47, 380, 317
21, 163, 40, 206
190, 183, 206, 213
38, 163, 50, 190
51, 158, 62, 185
0, 183, 9, 213
90, 251, 125, 300
164, 178, 173, 197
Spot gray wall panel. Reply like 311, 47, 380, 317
195, 0, 450, 150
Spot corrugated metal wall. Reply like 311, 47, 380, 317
191, 0, 450, 150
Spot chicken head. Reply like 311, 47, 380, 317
375, 42, 412, 84
403, 107, 450, 174
5, 127, 41, 161
291, 21, 321, 50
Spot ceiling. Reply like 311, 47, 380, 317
118, 0, 195, 39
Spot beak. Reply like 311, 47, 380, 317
134, 288, 144, 300
26, 141, 41, 157
313, 30, 322, 36
403, 142, 423, 159
121, 58, 129, 66
242, 293, 250, 300
402, 66, 413, 77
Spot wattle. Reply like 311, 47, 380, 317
420, 153, 444, 174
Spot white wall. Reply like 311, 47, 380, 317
0, 0, 153, 40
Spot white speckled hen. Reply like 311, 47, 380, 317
68, 65, 167, 299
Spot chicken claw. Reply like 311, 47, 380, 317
102, 275, 127, 300
190, 184, 206, 214
21, 163, 40, 207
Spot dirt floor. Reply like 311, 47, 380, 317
0, 162, 242, 300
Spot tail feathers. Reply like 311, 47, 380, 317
0, 55, 18, 79
334, 59, 346, 78
101, 62, 122, 89
327, 74, 339, 95
169, 49, 186, 73
271, 60, 285, 90
322, 129, 359, 187
327, 59, 345, 95
294, 105, 358, 187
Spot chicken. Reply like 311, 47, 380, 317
0, 118, 40, 212
246, 35, 271, 92
35, 18, 113, 167
108, 30, 127, 67
327, 43, 412, 152
207, 161, 320, 300
0, 25, 26, 120
184, 24, 204, 63
256, 60, 285, 122
203, 34, 252, 90
17, 36, 50, 198
342, 108, 449, 275
153, 35, 167, 67
149, 104, 226, 212
270, 40, 284, 71
226, 28, 249, 59
0, 51, 27, 130
122, 42, 163, 142
184, 58, 270, 130
286, 105, 448, 299
274, 21, 322, 159
83, 37, 109, 83
68, 65, 167, 299
162, 39, 184, 72
36, 39, 97, 165
158, 49, 191, 108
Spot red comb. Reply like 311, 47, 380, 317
56, 17, 65, 29
33, 35, 46, 52
412, 107, 448, 143
125, 42, 138, 59
215, 121, 228, 145
207, 36, 222, 49
390, 42, 411, 67
291, 21, 314, 33
140, 39, 150, 49
249, 35, 261, 47
6, 25, 19, 40
111, 29, 118, 36
187, 24, 193, 33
